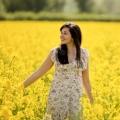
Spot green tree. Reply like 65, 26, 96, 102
76, 0, 94, 12
3, 0, 47, 12
46, 0, 65, 12
0, 0, 6, 13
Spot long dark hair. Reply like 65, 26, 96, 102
56, 22, 83, 68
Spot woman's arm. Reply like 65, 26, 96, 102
22, 49, 54, 88
82, 64, 94, 105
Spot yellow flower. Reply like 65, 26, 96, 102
18, 82, 25, 90
0, 106, 12, 120
13, 82, 25, 94
92, 103, 104, 116
47, 73, 53, 80
114, 115, 120, 120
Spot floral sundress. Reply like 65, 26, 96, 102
43, 47, 89, 120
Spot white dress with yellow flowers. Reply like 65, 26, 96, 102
43, 47, 89, 120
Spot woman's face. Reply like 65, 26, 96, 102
60, 27, 73, 45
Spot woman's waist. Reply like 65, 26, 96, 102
54, 71, 82, 77
53, 74, 82, 80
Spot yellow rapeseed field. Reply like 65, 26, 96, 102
0, 21, 120, 120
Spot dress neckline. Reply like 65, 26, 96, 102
59, 59, 77, 66
68, 59, 76, 64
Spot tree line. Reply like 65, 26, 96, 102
0, 0, 120, 14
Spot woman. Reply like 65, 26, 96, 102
21, 22, 94, 120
